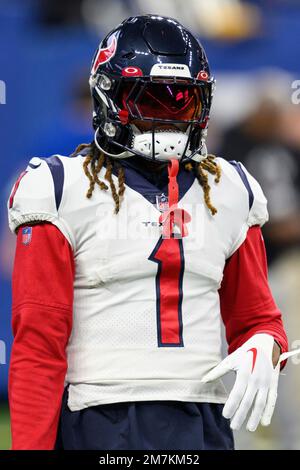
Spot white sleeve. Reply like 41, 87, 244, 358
7, 156, 75, 249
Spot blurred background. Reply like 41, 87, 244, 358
1, 0, 300, 450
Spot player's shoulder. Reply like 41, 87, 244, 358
215, 156, 269, 227
215, 156, 253, 188
7, 153, 84, 236
8, 153, 82, 204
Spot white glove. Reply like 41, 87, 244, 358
201, 333, 300, 432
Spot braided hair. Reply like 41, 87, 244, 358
72, 142, 221, 215
72, 142, 125, 214
184, 155, 221, 215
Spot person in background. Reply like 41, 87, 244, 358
221, 94, 300, 450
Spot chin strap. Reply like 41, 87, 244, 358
159, 159, 191, 238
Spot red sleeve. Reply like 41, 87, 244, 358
219, 225, 288, 366
9, 222, 74, 450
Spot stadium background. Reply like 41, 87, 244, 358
1, 0, 300, 450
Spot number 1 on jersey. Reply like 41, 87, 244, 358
149, 237, 184, 347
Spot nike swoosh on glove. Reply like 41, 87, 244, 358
201, 333, 300, 432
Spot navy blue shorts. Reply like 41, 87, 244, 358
55, 387, 234, 450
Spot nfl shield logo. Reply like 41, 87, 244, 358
22, 226, 32, 245
156, 193, 169, 213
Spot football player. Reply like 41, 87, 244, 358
7, 15, 292, 450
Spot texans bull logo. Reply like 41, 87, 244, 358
91, 35, 117, 75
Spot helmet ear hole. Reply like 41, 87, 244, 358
93, 115, 101, 130
97, 121, 133, 156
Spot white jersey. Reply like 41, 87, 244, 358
7, 152, 268, 411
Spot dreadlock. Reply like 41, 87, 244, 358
73, 142, 221, 215
71, 141, 125, 214
185, 154, 222, 215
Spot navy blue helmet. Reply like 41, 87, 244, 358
89, 14, 215, 162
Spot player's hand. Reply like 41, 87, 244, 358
201, 333, 280, 432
